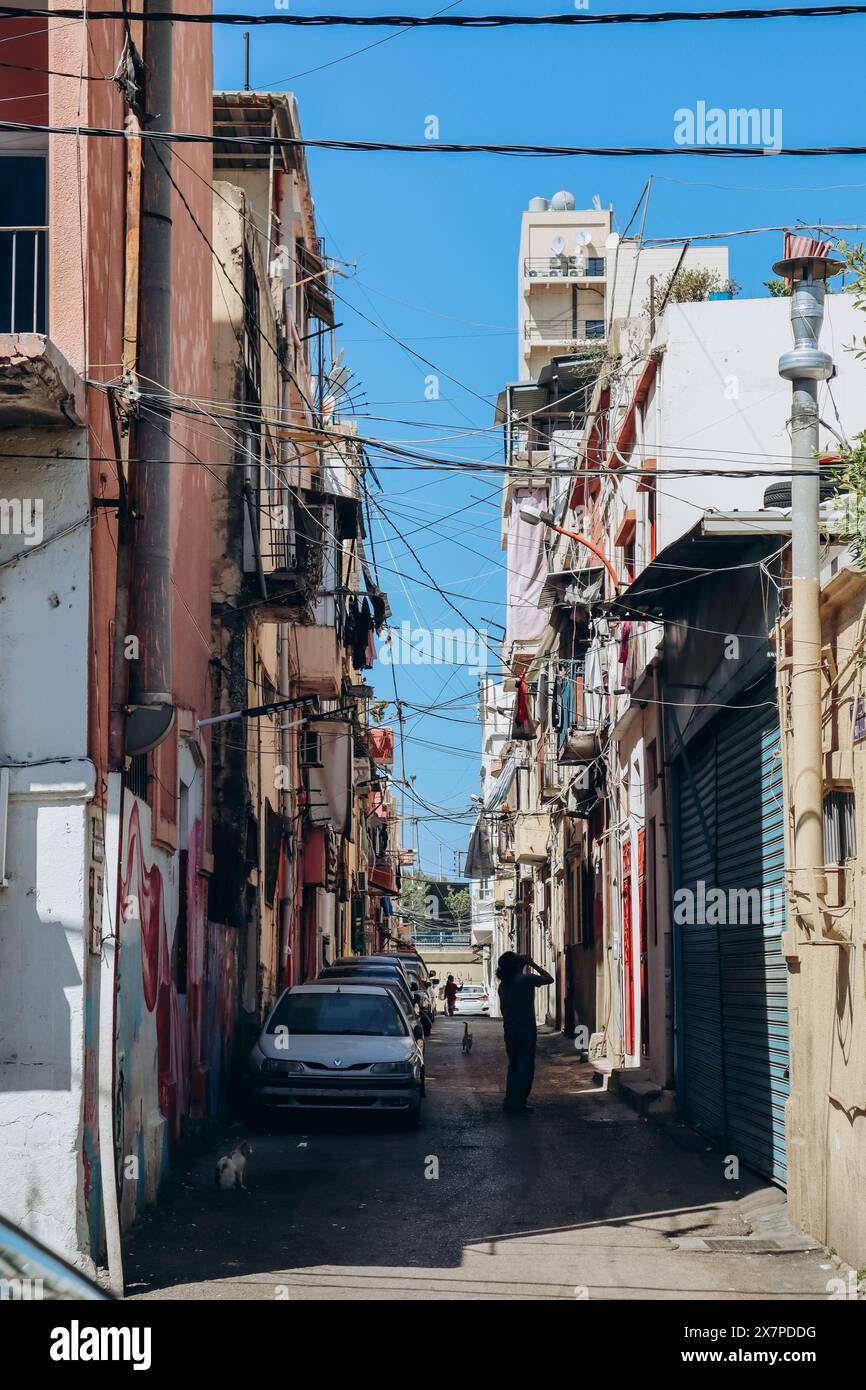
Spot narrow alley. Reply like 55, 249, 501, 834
125, 1018, 830, 1302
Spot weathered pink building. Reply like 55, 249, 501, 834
0, 3, 219, 1276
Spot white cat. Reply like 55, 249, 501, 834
214, 1140, 252, 1191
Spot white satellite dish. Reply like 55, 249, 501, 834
605, 233, 620, 249
574, 231, 591, 247
550, 234, 567, 256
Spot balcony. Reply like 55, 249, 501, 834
513, 812, 549, 865
369, 850, 400, 896
0, 334, 84, 429
1, 225, 47, 336
524, 256, 605, 281
294, 625, 341, 697
243, 479, 319, 621
541, 735, 564, 798
558, 700, 605, 765
525, 318, 605, 345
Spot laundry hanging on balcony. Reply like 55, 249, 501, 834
511, 672, 537, 741
346, 596, 376, 670
464, 819, 494, 879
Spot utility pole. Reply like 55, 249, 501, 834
774, 241, 843, 931
127, 0, 175, 755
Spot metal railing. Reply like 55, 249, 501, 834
524, 256, 605, 279
410, 929, 471, 947
1, 227, 47, 334
525, 317, 605, 343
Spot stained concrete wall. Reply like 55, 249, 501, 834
779, 569, 866, 1268
0, 430, 97, 1268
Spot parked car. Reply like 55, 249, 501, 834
331, 955, 414, 989
324, 959, 433, 1034
453, 984, 490, 1017
318, 967, 420, 1022
248, 983, 425, 1126
366, 954, 439, 1020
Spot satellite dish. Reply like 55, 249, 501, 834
574, 231, 591, 247
550, 234, 567, 256
605, 233, 620, 249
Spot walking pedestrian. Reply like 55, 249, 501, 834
443, 974, 459, 1016
496, 952, 553, 1114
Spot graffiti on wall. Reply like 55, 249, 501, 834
115, 787, 207, 1227
204, 919, 238, 1119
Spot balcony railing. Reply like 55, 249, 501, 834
0, 227, 47, 334
524, 256, 605, 280
411, 929, 471, 947
558, 671, 606, 765
525, 318, 605, 343
541, 734, 564, 797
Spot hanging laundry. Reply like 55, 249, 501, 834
552, 669, 564, 733
511, 671, 537, 741
352, 597, 375, 670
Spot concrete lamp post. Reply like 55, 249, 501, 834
519, 504, 621, 595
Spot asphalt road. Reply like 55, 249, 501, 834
125, 1016, 834, 1301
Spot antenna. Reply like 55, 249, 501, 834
243, 31, 250, 91
592, 194, 602, 211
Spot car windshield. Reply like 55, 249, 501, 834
267, 991, 408, 1037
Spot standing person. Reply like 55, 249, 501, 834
443, 974, 459, 1016
496, 953, 553, 1114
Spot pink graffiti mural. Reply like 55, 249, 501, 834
122, 800, 187, 1133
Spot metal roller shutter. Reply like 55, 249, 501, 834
675, 677, 790, 1184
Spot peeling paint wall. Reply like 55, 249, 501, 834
0, 431, 97, 1269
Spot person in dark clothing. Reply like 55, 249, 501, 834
496, 952, 554, 1113
443, 974, 459, 1016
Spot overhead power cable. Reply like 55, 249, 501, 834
2, 5, 865, 25
5, 119, 866, 159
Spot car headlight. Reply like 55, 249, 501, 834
369, 1061, 413, 1075
262, 1058, 305, 1074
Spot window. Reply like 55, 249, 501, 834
823, 789, 857, 865
124, 753, 149, 802
1, 154, 47, 333
301, 729, 323, 768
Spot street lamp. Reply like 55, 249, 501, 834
519, 504, 620, 595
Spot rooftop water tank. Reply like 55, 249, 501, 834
528, 196, 549, 212
550, 190, 576, 211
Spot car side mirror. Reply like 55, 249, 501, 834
413, 1024, 424, 1041
429, 977, 439, 986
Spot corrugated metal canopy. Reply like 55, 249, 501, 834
213, 91, 298, 173
613, 520, 783, 620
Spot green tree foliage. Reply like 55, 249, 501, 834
400, 874, 431, 923
444, 886, 471, 925
643, 266, 739, 317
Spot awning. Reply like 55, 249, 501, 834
611, 518, 787, 622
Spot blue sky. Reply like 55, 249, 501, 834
214, 1, 866, 878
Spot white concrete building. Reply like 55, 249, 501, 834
518, 191, 728, 381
